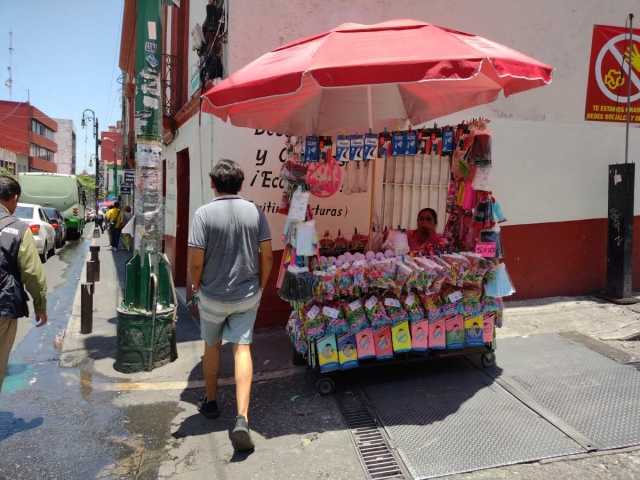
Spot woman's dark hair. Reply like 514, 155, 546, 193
417, 207, 438, 226
209, 159, 244, 194
0, 175, 21, 201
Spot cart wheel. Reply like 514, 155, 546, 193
480, 352, 496, 368
292, 346, 307, 367
316, 377, 336, 396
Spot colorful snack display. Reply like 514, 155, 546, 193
393, 261, 412, 297
341, 298, 371, 334
400, 291, 426, 322
382, 293, 411, 327
322, 300, 350, 336
411, 318, 429, 352
301, 303, 326, 340
363, 294, 393, 330
391, 321, 412, 353
417, 291, 444, 321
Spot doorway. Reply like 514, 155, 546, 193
174, 148, 190, 287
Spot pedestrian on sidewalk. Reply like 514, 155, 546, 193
106, 202, 124, 251
95, 208, 105, 233
0, 176, 48, 392
188, 159, 273, 452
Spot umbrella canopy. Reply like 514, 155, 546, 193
202, 19, 553, 136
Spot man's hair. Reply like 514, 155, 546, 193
209, 159, 244, 194
0, 175, 21, 201
114, 201, 120, 208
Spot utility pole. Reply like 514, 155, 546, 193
116, 0, 175, 373
5, 30, 13, 100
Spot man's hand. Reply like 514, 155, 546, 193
35, 313, 48, 327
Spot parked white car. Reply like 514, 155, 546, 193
14, 203, 57, 263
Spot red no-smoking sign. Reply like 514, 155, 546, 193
585, 25, 640, 123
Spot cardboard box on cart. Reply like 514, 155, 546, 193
316, 334, 340, 373
373, 325, 394, 360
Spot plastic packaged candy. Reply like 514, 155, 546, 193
400, 291, 426, 322
367, 260, 396, 291
403, 260, 427, 292
484, 263, 515, 297
482, 295, 505, 313
427, 256, 455, 287
322, 266, 337, 301
322, 300, 350, 336
341, 298, 371, 334
312, 270, 326, 302
301, 303, 326, 340
287, 311, 309, 355
351, 260, 367, 296
363, 294, 393, 330
382, 293, 411, 327
336, 263, 354, 297
418, 291, 445, 321
441, 254, 470, 287
393, 261, 413, 297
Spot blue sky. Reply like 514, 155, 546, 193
0, 0, 124, 173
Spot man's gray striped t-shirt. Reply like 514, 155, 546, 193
188, 195, 271, 302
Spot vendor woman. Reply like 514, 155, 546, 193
407, 208, 446, 251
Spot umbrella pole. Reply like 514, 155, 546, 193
367, 85, 376, 238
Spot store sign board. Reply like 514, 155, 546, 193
120, 185, 132, 194
475, 242, 496, 257
585, 25, 640, 123
214, 122, 372, 251
124, 169, 135, 183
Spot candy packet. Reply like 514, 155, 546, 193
400, 290, 426, 322
322, 300, 350, 336
393, 261, 413, 297
312, 270, 326, 302
403, 260, 427, 292
382, 293, 411, 327
418, 291, 445, 321
351, 260, 367, 296
322, 266, 337, 301
301, 303, 326, 340
414, 257, 447, 292
336, 263, 354, 297
341, 298, 371, 334
367, 259, 396, 291
363, 294, 393, 330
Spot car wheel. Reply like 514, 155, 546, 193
48, 242, 55, 258
40, 242, 47, 263
55, 236, 61, 249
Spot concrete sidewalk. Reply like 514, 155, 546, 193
59, 233, 640, 479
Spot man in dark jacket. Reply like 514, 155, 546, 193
0, 176, 48, 391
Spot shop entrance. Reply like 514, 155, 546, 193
173, 148, 190, 287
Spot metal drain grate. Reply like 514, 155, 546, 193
336, 388, 406, 480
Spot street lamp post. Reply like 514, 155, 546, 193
102, 137, 118, 201
81, 109, 99, 230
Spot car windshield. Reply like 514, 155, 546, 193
43, 208, 56, 218
14, 206, 33, 219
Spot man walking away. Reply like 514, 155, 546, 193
0, 176, 48, 392
106, 202, 124, 251
95, 208, 105, 233
188, 159, 273, 452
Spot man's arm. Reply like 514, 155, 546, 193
17, 229, 48, 327
188, 247, 206, 292
258, 240, 273, 291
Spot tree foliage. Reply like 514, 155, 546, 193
0, 166, 15, 178
77, 175, 107, 203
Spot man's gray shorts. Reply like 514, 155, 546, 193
198, 291, 262, 346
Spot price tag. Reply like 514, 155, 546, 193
349, 300, 361, 311
448, 291, 463, 303
384, 298, 401, 308
475, 242, 496, 257
405, 293, 415, 306
307, 305, 320, 320
322, 306, 340, 319
365, 296, 378, 310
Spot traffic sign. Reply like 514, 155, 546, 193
585, 25, 640, 123
124, 169, 135, 183
120, 185, 132, 194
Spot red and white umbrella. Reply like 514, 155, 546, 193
202, 19, 553, 135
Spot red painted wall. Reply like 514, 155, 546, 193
0, 101, 31, 155
100, 131, 122, 165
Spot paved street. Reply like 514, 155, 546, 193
1, 224, 640, 480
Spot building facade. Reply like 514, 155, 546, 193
0, 147, 28, 175
100, 123, 124, 200
53, 119, 76, 175
120, 0, 640, 327
0, 100, 58, 173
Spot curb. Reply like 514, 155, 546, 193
59, 235, 95, 369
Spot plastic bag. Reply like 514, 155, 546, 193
400, 291, 426, 322
322, 300, 350, 336
484, 263, 515, 297
382, 293, 411, 327
301, 303, 326, 340
363, 294, 392, 330
341, 298, 371, 334
294, 220, 317, 256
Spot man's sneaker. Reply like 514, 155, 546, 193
232, 415, 255, 451
197, 397, 220, 419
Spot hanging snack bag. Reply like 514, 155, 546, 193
337, 332, 359, 370
350, 134, 364, 161
364, 133, 378, 160
400, 291, 426, 322
302, 303, 326, 340
393, 261, 413, 297
383, 293, 411, 327
464, 315, 485, 347
322, 300, 350, 336
411, 318, 429, 352
319, 135, 333, 163
336, 263, 354, 297
351, 260, 367, 297
482, 312, 495, 343
336, 135, 350, 163
428, 317, 446, 349
442, 128, 455, 154
341, 298, 371, 334
373, 325, 394, 360
378, 131, 391, 158
363, 294, 393, 330
391, 130, 406, 156
417, 291, 444, 321
445, 314, 465, 349
405, 130, 418, 156
392, 321, 412, 353
355, 328, 376, 360
316, 334, 340, 373
305, 136, 320, 162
